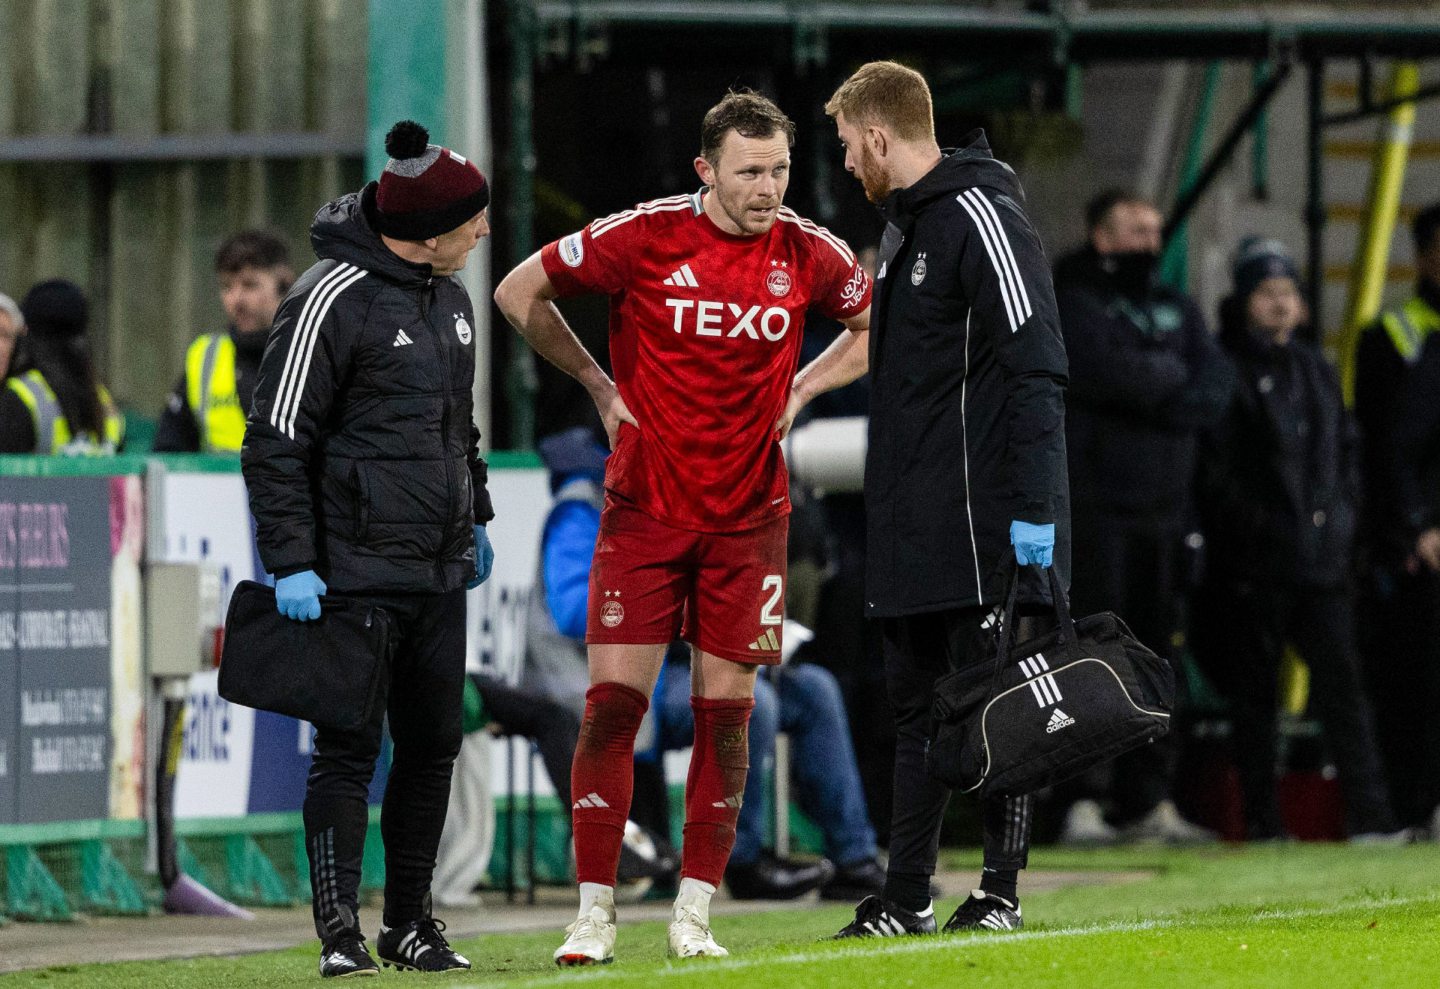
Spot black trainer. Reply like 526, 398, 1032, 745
820, 857, 887, 901
943, 889, 1022, 932
319, 930, 380, 978
376, 917, 472, 972
832, 894, 938, 939
725, 852, 835, 900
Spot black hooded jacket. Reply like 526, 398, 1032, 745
1055, 246, 1231, 520
1198, 309, 1358, 588
242, 184, 495, 593
865, 131, 1070, 616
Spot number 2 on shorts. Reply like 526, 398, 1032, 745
760, 574, 783, 626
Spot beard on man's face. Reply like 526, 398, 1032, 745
858, 145, 890, 204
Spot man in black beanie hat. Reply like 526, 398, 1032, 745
0, 279, 124, 454
242, 121, 495, 977
1194, 237, 1401, 842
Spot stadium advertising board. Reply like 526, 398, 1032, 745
2, 477, 128, 824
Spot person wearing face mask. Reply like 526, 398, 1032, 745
153, 230, 293, 453
1051, 190, 1230, 844
1193, 238, 1400, 842
0, 279, 125, 455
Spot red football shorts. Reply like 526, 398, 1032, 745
586, 493, 788, 664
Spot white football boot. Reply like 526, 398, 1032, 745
667, 880, 728, 958
554, 892, 616, 966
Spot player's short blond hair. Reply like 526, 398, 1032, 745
824, 61, 935, 143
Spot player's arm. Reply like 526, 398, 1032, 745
777, 309, 870, 440
494, 250, 637, 449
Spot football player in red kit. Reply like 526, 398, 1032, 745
495, 90, 871, 964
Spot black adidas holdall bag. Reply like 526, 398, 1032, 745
218, 580, 395, 733
925, 564, 1175, 798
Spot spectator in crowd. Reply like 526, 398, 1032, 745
1195, 238, 1401, 842
0, 279, 124, 454
1052, 189, 1229, 844
0, 292, 24, 381
525, 426, 886, 902
154, 230, 293, 453
1354, 202, 1440, 834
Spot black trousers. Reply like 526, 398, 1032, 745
1195, 581, 1396, 838
305, 588, 466, 938
1359, 566, 1440, 827
472, 673, 583, 809
1068, 511, 1185, 820
881, 607, 1044, 888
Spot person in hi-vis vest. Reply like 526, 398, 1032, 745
153, 230, 293, 452
0, 279, 123, 455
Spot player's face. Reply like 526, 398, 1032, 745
219, 266, 287, 336
429, 209, 491, 276
835, 113, 891, 205
700, 130, 791, 236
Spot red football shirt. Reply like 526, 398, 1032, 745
541, 188, 872, 532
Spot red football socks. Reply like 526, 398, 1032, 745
570, 681, 649, 886
682, 695, 755, 886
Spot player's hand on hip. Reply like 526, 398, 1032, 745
774, 389, 805, 441
594, 384, 639, 449
1010, 520, 1055, 568
275, 569, 326, 622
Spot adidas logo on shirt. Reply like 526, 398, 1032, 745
393, 328, 414, 347
711, 793, 743, 809
747, 628, 780, 652
573, 792, 610, 810
1046, 708, 1075, 733
662, 263, 699, 287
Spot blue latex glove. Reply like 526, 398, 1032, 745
275, 569, 326, 622
468, 524, 494, 589
1010, 520, 1055, 568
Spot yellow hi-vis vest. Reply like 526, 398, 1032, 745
5, 369, 124, 455
1380, 295, 1440, 364
184, 333, 247, 453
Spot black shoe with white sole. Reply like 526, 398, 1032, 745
319, 930, 380, 978
832, 894, 938, 939
376, 917, 471, 972
943, 889, 1022, 932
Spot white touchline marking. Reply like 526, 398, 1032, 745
464, 893, 1439, 989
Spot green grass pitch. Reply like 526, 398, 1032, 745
5, 844, 1437, 988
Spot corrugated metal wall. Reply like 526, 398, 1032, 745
0, 0, 367, 421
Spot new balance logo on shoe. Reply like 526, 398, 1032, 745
711, 793, 743, 809
1046, 708, 1075, 733
747, 629, 780, 652
393, 329, 414, 347
573, 792, 610, 810
662, 264, 699, 287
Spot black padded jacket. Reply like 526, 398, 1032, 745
242, 184, 494, 594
